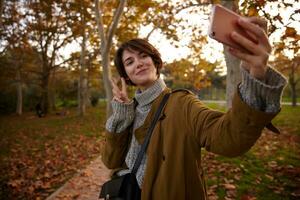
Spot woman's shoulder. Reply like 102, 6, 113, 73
172, 88, 194, 95
171, 88, 197, 99
167, 88, 200, 105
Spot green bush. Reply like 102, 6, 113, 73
61, 100, 78, 108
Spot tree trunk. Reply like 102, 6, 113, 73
78, 18, 87, 117
41, 67, 49, 115
0, 0, 4, 27
48, 70, 56, 111
94, 0, 126, 118
101, 52, 113, 117
289, 65, 297, 107
291, 83, 297, 107
221, 0, 241, 109
16, 67, 22, 115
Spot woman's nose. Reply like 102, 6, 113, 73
136, 59, 143, 68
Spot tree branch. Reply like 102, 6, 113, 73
94, 0, 106, 49
106, 0, 126, 53
175, 2, 210, 15
145, 26, 157, 40
52, 56, 73, 69
49, 34, 73, 67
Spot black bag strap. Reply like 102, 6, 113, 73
131, 92, 170, 175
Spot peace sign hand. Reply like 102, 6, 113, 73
229, 17, 271, 80
110, 77, 130, 104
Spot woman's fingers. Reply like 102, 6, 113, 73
231, 31, 262, 55
110, 77, 122, 100
238, 17, 267, 36
110, 76, 129, 103
120, 78, 130, 103
229, 47, 253, 68
110, 77, 118, 90
229, 17, 271, 80
113, 96, 123, 103
237, 18, 271, 52
245, 17, 268, 32
121, 78, 127, 95
229, 47, 268, 80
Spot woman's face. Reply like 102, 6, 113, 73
122, 49, 158, 90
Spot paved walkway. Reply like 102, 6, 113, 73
46, 156, 110, 200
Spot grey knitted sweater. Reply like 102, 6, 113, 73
105, 67, 287, 188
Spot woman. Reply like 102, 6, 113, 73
102, 17, 287, 199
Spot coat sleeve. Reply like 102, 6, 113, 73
101, 129, 131, 169
185, 89, 279, 157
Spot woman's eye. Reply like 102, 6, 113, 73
125, 61, 133, 66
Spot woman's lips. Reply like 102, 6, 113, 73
136, 68, 148, 75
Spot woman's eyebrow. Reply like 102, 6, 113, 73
123, 56, 133, 63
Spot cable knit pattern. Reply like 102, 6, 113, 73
239, 67, 287, 113
105, 100, 135, 133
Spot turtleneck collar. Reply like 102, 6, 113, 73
134, 78, 166, 107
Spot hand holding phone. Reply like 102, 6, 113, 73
208, 4, 257, 52
208, 4, 272, 80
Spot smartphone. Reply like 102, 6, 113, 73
208, 4, 254, 52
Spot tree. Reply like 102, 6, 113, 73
272, 25, 300, 106
94, 0, 126, 118
164, 58, 216, 92
273, 55, 299, 106
22, 0, 75, 114
75, 1, 90, 116
0, 1, 31, 115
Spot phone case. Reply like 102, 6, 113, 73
208, 4, 249, 51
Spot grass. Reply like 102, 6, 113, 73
203, 103, 300, 200
272, 105, 300, 135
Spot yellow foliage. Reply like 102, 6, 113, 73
164, 58, 216, 91
285, 27, 297, 38
248, 6, 258, 17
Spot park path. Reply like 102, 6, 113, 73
46, 156, 110, 200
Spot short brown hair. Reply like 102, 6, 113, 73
114, 38, 163, 85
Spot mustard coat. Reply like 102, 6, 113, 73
102, 88, 278, 200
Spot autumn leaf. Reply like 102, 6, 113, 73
8, 179, 23, 188
212, 0, 221, 4
256, 0, 266, 6
224, 183, 236, 190
285, 27, 297, 38
240, 195, 257, 200
265, 174, 274, 181
248, 6, 258, 17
